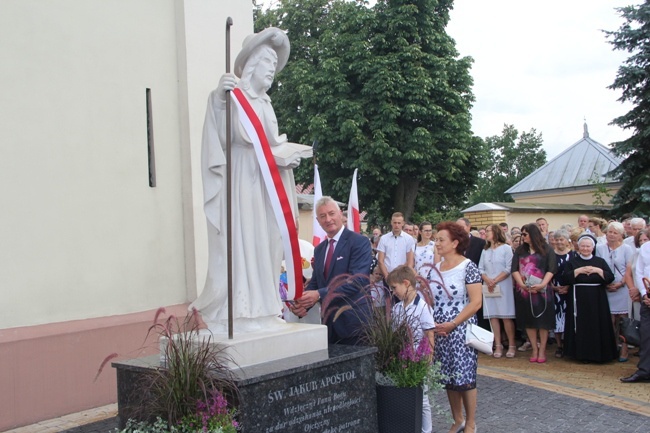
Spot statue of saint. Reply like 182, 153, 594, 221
190, 28, 308, 332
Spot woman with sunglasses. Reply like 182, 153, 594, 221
511, 223, 557, 363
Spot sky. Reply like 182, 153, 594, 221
446, 0, 639, 159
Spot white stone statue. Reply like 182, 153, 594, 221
190, 28, 307, 333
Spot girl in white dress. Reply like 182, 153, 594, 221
415, 222, 437, 279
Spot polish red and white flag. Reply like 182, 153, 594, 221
312, 164, 327, 246
347, 168, 360, 233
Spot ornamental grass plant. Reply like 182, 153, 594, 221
98, 308, 239, 432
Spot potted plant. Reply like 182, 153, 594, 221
362, 290, 444, 433
98, 308, 239, 433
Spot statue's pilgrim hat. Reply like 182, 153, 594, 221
234, 27, 290, 78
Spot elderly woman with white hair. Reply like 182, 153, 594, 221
596, 222, 635, 361
563, 234, 618, 363
624, 217, 647, 248
550, 229, 574, 357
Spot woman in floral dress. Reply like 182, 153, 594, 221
429, 222, 482, 433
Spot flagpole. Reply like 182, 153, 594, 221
225, 17, 234, 340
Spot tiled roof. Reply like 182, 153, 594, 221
505, 124, 623, 195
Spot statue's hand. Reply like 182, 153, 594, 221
217, 73, 237, 100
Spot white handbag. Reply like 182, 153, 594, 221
465, 289, 494, 355
482, 283, 501, 297
465, 322, 494, 355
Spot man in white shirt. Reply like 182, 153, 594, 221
621, 241, 650, 382
377, 212, 415, 279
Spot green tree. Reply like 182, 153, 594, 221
255, 0, 479, 222
588, 170, 613, 208
605, 3, 650, 217
468, 124, 546, 204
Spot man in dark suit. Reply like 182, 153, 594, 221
457, 217, 489, 330
292, 196, 372, 345
621, 241, 650, 382
457, 218, 485, 266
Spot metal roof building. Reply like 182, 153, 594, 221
462, 124, 621, 230
505, 123, 623, 202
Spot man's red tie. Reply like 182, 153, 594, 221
324, 238, 336, 279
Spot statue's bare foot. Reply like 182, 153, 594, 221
194, 312, 208, 329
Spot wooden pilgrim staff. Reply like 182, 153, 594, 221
225, 17, 234, 339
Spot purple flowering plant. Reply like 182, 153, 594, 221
178, 389, 238, 433
385, 337, 433, 388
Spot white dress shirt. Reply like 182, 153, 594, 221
635, 241, 650, 297
377, 231, 415, 272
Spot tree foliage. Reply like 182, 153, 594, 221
468, 124, 546, 205
605, 3, 650, 217
255, 0, 479, 222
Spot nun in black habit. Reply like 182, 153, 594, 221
562, 234, 618, 363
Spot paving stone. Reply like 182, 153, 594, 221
430, 376, 649, 433
13, 358, 650, 433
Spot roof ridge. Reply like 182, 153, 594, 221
505, 134, 621, 194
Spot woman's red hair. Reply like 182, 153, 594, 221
435, 221, 469, 254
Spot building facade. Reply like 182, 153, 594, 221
0, 1, 252, 429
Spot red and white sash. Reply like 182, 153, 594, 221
231, 88, 303, 301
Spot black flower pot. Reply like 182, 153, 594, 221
376, 384, 423, 433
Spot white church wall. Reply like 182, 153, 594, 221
0, 0, 253, 427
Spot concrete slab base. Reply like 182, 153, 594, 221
160, 323, 329, 369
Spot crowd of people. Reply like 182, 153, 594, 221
369, 214, 649, 362
288, 207, 649, 433
195, 28, 647, 433
366, 213, 650, 433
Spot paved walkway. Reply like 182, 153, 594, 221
4, 351, 649, 433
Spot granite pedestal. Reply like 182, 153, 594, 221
113, 345, 378, 433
